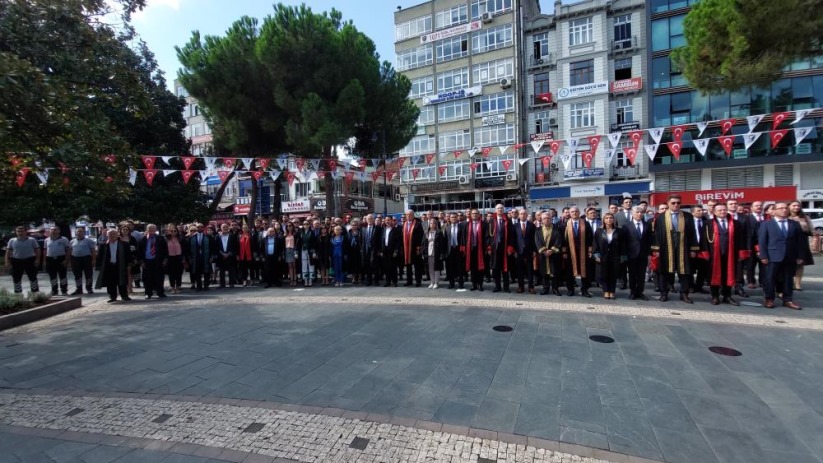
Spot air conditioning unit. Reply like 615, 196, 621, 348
481, 12, 493, 23
506, 173, 517, 181
614, 41, 624, 50
549, 118, 557, 125
394, 193, 401, 201
536, 58, 544, 65
499, 78, 512, 89
458, 175, 470, 185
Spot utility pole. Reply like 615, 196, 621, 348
382, 129, 388, 216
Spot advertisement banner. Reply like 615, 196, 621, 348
650, 186, 797, 205
610, 77, 643, 94
420, 20, 481, 44
423, 85, 482, 105
556, 81, 608, 100
281, 200, 311, 213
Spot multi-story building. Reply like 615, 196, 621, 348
394, 0, 542, 213
525, 0, 651, 214
646, 0, 823, 208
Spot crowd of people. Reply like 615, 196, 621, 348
3, 198, 815, 310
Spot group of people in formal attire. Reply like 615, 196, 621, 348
4, 198, 814, 309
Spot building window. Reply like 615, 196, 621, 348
438, 100, 471, 123
471, 24, 513, 54
439, 160, 469, 181
570, 101, 595, 129
533, 32, 549, 59
569, 59, 594, 86
651, 56, 686, 89
569, 17, 593, 46
294, 182, 310, 198
435, 5, 467, 29
396, 44, 433, 71
613, 14, 632, 45
651, 0, 699, 14
439, 129, 472, 152
472, 58, 514, 85
399, 134, 436, 157
475, 155, 516, 178
474, 123, 515, 147
470, 0, 512, 19
417, 106, 435, 126
473, 91, 515, 116
711, 167, 764, 189
534, 110, 554, 134
651, 15, 685, 52
534, 72, 550, 104
614, 57, 632, 81
436, 34, 469, 63
437, 67, 469, 93
396, 15, 432, 41
614, 99, 634, 124
409, 76, 434, 99
401, 166, 435, 183
176, 86, 188, 97
192, 123, 203, 137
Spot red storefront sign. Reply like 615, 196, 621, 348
610, 77, 643, 94
650, 186, 797, 205
234, 204, 251, 215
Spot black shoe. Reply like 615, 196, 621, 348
736, 289, 750, 298
680, 294, 694, 304
448, 284, 455, 289
620, 283, 628, 290
552, 289, 562, 296
158, 294, 167, 298
723, 297, 740, 306
134, 282, 141, 288
540, 288, 550, 295
581, 291, 592, 298
568, 290, 575, 297
145, 295, 152, 300
479, 285, 484, 291
493, 286, 502, 293
629, 294, 637, 300
638, 293, 649, 301
122, 296, 132, 301
107, 298, 117, 303
470, 285, 477, 291
51, 291, 58, 296
660, 294, 668, 302
86, 289, 94, 294
503, 287, 511, 293
415, 282, 421, 287
404, 282, 412, 287
71, 289, 83, 296
383, 283, 391, 287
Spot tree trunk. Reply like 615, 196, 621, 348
247, 174, 258, 225
324, 145, 336, 218
273, 175, 282, 218
206, 171, 236, 218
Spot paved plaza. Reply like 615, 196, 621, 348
0, 268, 822, 463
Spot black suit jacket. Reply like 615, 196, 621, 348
136, 234, 168, 263
514, 220, 536, 257
380, 226, 401, 262
215, 233, 239, 258
622, 220, 652, 260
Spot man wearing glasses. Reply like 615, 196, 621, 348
651, 194, 699, 303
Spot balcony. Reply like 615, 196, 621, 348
528, 53, 554, 69
611, 164, 643, 179
611, 36, 638, 54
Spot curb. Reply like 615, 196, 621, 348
0, 296, 83, 331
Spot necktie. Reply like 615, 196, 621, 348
780, 220, 787, 237
452, 225, 457, 246
671, 213, 678, 230
636, 222, 642, 239
521, 222, 526, 237
150, 237, 156, 257
720, 219, 726, 231
573, 221, 579, 236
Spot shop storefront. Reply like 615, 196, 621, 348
649, 186, 797, 206
529, 181, 651, 213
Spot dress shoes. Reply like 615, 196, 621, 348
629, 294, 637, 300
122, 296, 131, 301
567, 290, 575, 297
516, 287, 524, 294
747, 283, 757, 289
637, 293, 649, 301
723, 297, 740, 306
528, 288, 536, 294
783, 301, 802, 310
145, 295, 152, 300
735, 288, 749, 298
764, 299, 775, 309
552, 289, 562, 296
493, 286, 502, 293
581, 291, 592, 298
711, 298, 720, 305
470, 285, 477, 291
158, 294, 167, 298
540, 287, 550, 295
478, 285, 484, 291
504, 287, 511, 293
107, 298, 117, 303
680, 294, 694, 304
71, 289, 83, 296
659, 294, 668, 302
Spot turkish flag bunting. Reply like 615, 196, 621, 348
438, 165, 447, 176
371, 171, 381, 182
9, 156, 23, 167
536, 173, 545, 183
549, 141, 561, 155
453, 150, 462, 159
667, 142, 682, 160
397, 157, 406, 168
345, 171, 355, 183
16, 168, 30, 187
359, 163, 367, 172
295, 158, 305, 172
182, 156, 196, 170
587, 135, 600, 154
628, 130, 644, 148
770, 129, 789, 148
411, 168, 420, 180
482, 147, 492, 157
426, 154, 435, 164
217, 170, 231, 183
223, 158, 235, 169
720, 118, 736, 135
257, 158, 271, 170
772, 112, 790, 130
388, 171, 397, 181
671, 125, 688, 143
141, 156, 157, 170
316, 170, 326, 179
623, 147, 638, 166
718, 135, 735, 156
502, 160, 513, 171
541, 156, 551, 168
469, 163, 478, 171
328, 159, 337, 171
582, 151, 593, 169
287, 172, 296, 186
103, 154, 116, 164
251, 170, 264, 181
143, 169, 158, 186
58, 162, 70, 174
181, 170, 195, 184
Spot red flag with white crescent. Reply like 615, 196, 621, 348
772, 112, 790, 130
103, 154, 116, 164
537, 173, 545, 183
587, 135, 600, 154
425, 153, 435, 164
388, 171, 397, 181
671, 125, 688, 143
770, 129, 789, 148
469, 163, 478, 171
541, 156, 551, 168
720, 118, 735, 135
371, 171, 381, 182
58, 162, 70, 174
667, 142, 682, 161
438, 165, 447, 176
141, 156, 156, 170
182, 156, 196, 170
16, 168, 30, 187
623, 147, 637, 166
223, 158, 235, 169
257, 158, 271, 170
217, 170, 231, 183
143, 169, 158, 186
181, 170, 195, 184
582, 151, 593, 169
295, 158, 305, 172
718, 135, 735, 156
411, 168, 420, 180
287, 172, 296, 186
397, 157, 406, 168
628, 130, 643, 148
10, 156, 23, 168
482, 147, 492, 157
251, 170, 264, 181
345, 170, 355, 184
328, 159, 337, 171
549, 141, 561, 155
502, 159, 513, 171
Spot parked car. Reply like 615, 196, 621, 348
806, 208, 823, 234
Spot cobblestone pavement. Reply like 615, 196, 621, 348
1, 266, 822, 462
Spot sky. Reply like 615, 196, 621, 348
131, 0, 555, 90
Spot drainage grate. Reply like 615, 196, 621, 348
671, 312, 681, 315
589, 335, 615, 344
587, 306, 595, 310
152, 414, 172, 424
65, 408, 85, 417
349, 436, 370, 450
708, 346, 742, 357
478, 458, 497, 463
493, 325, 513, 332
775, 320, 787, 324
242, 423, 265, 433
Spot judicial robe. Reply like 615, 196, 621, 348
562, 219, 593, 278
651, 211, 699, 275
535, 223, 563, 276
703, 218, 750, 287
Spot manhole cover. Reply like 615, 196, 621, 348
350, 436, 370, 450
516, 302, 523, 306
740, 301, 761, 307
708, 346, 742, 356
493, 325, 513, 332
775, 320, 787, 324
671, 312, 681, 315
589, 335, 615, 343
65, 408, 85, 417
242, 423, 265, 433
587, 306, 596, 310
152, 414, 172, 424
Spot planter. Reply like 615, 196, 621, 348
0, 296, 83, 331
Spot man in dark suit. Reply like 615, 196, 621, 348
745, 201, 766, 288
136, 224, 168, 299
690, 205, 710, 293
651, 194, 699, 303
726, 199, 750, 297
514, 209, 536, 294
216, 223, 239, 288
401, 210, 425, 287
464, 209, 488, 291
488, 204, 516, 293
259, 227, 283, 288
759, 202, 805, 309
95, 229, 132, 302
703, 204, 748, 306
380, 217, 401, 287
361, 214, 381, 286
622, 206, 653, 300
443, 212, 465, 289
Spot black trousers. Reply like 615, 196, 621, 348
263, 255, 281, 286
492, 252, 512, 289
516, 253, 534, 289
382, 255, 397, 285
692, 257, 709, 290
661, 272, 691, 295
190, 259, 210, 290
141, 259, 165, 296
710, 252, 734, 299
104, 262, 128, 300
166, 255, 184, 288
11, 257, 39, 293
764, 260, 797, 302
405, 259, 423, 285
627, 257, 647, 296
446, 247, 464, 287
468, 247, 484, 288
746, 254, 763, 285
71, 255, 93, 290
46, 256, 68, 294
218, 257, 237, 287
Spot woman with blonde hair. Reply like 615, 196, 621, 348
788, 201, 815, 290
165, 223, 184, 293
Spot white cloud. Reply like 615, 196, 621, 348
133, 0, 183, 21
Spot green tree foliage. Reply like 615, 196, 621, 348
0, 0, 206, 226
672, 0, 823, 93
177, 3, 418, 218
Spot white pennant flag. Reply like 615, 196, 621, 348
517, 158, 529, 166
791, 109, 813, 125
204, 157, 216, 170
275, 157, 288, 170
163, 169, 175, 178
499, 145, 511, 154
746, 115, 764, 133
241, 158, 254, 170
648, 128, 665, 145
310, 159, 320, 171
604, 148, 616, 165
331, 169, 340, 179
794, 127, 813, 146
438, 152, 449, 159
560, 153, 573, 171
696, 121, 709, 137
35, 170, 49, 185
607, 132, 622, 148
566, 138, 579, 152
694, 138, 710, 157
644, 144, 660, 161
269, 169, 282, 181
161, 156, 173, 165
467, 147, 479, 158
128, 168, 138, 186
530, 140, 545, 154
744, 132, 762, 150
357, 171, 366, 181
411, 155, 421, 165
